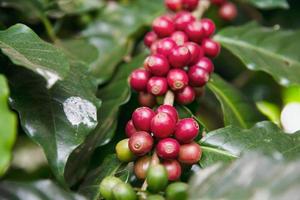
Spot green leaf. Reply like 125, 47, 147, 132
0, 24, 70, 88
0, 179, 87, 200
0, 75, 17, 177
207, 73, 263, 128
57, 0, 104, 14
240, 0, 289, 9
189, 153, 300, 200
199, 121, 300, 167
214, 22, 300, 86
7, 63, 101, 185
81, 0, 165, 84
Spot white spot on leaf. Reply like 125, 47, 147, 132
281, 102, 300, 133
247, 63, 256, 70
36, 68, 61, 88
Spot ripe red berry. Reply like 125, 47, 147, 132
138, 92, 157, 108
125, 120, 137, 138
144, 54, 170, 76
178, 142, 202, 164
219, 2, 238, 21
157, 38, 177, 57
156, 138, 180, 159
202, 38, 221, 58
185, 21, 205, 43
194, 57, 214, 73
132, 107, 155, 131
171, 31, 188, 46
156, 105, 179, 122
150, 40, 159, 54
151, 112, 176, 138
184, 42, 204, 65
211, 0, 226, 6
175, 86, 195, 105
162, 160, 182, 181
188, 65, 209, 87
147, 77, 168, 96
175, 118, 199, 143
165, 0, 183, 12
129, 69, 151, 92
144, 31, 158, 48
129, 131, 154, 156
182, 0, 199, 11
167, 69, 189, 91
152, 16, 175, 38
168, 46, 191, 68
200, 18, 216, 37
134, 155, 151, 179
174, 11, 196, 31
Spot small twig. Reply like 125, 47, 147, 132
193, 0, 211, 19
41, 16, 57, 42
164, 90, 175, 105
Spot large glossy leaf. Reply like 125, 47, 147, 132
0, 75, 17, 177
189, 153, 300, 200
0, 179, 87, 200
199, 121, 300, 167
7, 63, 101, 184
214, 22, 300, 86
241, 0, 289, 9
81, 0, 164, 84
207, 73, 263, 128
0, 24, 70, 88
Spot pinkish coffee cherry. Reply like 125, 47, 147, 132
150, 40, 160, 54
125, 120, 138, 138
185, 21, 204, 43
156, 105, 179, 122
132, 107, 155, 131
167, 69, 189, 91
156, 138, 180, 159
184, 42, 204, 65
178, 142, 202, 164
202, 38, 221, 58
157, 38, 177, 57
175, 86, 195, 105
165, 0, 183, 12
193, 57, 214, 73
144, 31, 158, 48
152, 16, 175, 38
200, 18, 216, 37
151, 112, 176, 138
138, 92, 157, 108
129, 69, 151, 92
182, 0, 199, 11
188, 65, 210, 87
175, 118, 199, 143
168, 46, 191, 68
219, 2, 238, 21
144, 54, 170, 76
162, 160, 182, 181
147, 77, 168, 96
174, 11, 196, 31
129, 131, 154, 156
171, 31, 188, 46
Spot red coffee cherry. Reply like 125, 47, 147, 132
211, 0, 226, 6
156, 105, 179, 122
174, 11, 196, 31
152, 16, 175, 38
129, 69, 151, 92
188, 65, 210, 87
151, 112, 176, 138
138, 92, 157, 108
175, 86, 195, 105
165, 0, 183, 12
178, 142, 202, 164
182, 0, 199, 11
200, 18, 216, 37
167, 69, 189, 91
175, 118, 199, 143
132, 107, 155, 131
134, 155, 151, 179
147, 77, 168, 96
157, 38, 177, 57
125, 120, 137, 138
168, 46, 191, 68
202, 38, 221, 58
129, 131, 154, 156
171, 31, 189, 46
156, 138, 180, 159
144, 54, 170, 76
184, 42, 204, 65
185, 21, 205, 43
144, 31, 158, 48
162, 160, 182, 181
194, 57, 214, 74
219, 2, 238, 21
150, 40, 160, 54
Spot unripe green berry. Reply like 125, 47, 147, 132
146, 164, 168, 193
147, 194, 165, 200
99, 176, 122, 200
166, 182, 188, 200
116, 139, 135, 162
112, 182, 137, 200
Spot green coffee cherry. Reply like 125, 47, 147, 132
116, 139, 135, 162
147, 194, 165, 200
99, 176, 122, 200
112, 182, 137, 200
166, 182, 188, 200
146, 164, 168, 193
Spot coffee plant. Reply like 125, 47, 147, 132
0, 0, 300, 199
